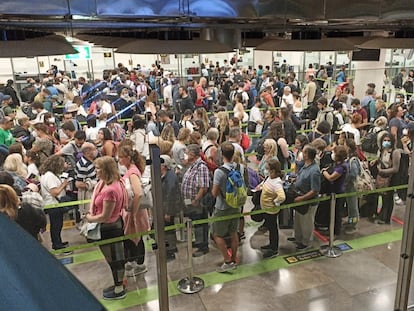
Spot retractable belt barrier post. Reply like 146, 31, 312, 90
177, 220, 205, 294
320, 193, 342, 258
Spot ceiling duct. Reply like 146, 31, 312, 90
200, 28, 215, 41
214, 29, 241, 49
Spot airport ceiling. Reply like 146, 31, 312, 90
1, 0, 414, 53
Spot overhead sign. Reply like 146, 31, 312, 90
65, 45, 92, 60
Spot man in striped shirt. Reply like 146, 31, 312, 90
75, 142, 98, 224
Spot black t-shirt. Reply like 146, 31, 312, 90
180, 95, 195, 113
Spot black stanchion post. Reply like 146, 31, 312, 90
394, 152, 414, 311
177, 220, 204, 294
320, 193, 342, 258
149, 144, 169, 310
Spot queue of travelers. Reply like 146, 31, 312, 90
0, 60, 413, 300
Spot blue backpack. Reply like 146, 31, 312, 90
219, 164, 248, 208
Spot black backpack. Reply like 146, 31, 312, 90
361, 129, 387, 154
255, 137, 266, 161
325, 111, 340, 133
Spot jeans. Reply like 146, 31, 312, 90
246, 136, 259, 154
185, 205, 209, 250
345, 194, 359, 225
47, 208, 64, 248
263, 213, 279, 251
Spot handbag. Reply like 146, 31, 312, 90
285, 183, 309, 215
140, 182, 153, 209
375, 174, 390, 189
250, 204, 264, 222
247, 121, 257, 133
86, 222, 101, 241
352, 159, 375, 192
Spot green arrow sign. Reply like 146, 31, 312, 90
65, 45, 92, 60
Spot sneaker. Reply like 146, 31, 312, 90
125, 262, 148, 277
53, 244, 73, 255
103, 285, 115, 295
103, 287, 127, 300
260, 244, 272, 251
216, 261, 236, 273
296, 243, 311, 251
395, 198, 404, 205
344, 227, 357, 235
192, 248, 209, 258
262, 250, 279, 259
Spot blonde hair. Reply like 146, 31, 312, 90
217, 111, 229, 130
160, 125, 176, 143
264, 138, 278, 158
0, 185, 19, 220
3, 153, 27, 178
94, 156, 120, 184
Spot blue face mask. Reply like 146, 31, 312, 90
382, 141, 392, 149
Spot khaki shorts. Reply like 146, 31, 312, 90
212, 208, 240, 238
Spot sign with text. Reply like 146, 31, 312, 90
65, 45, 91, 60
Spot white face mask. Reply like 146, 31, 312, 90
331, 152, 336, 161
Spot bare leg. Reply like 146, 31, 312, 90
213, 234, 232, 262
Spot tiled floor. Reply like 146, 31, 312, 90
46, 200, 414, 311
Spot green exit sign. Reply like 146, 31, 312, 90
65, 45, 92, 60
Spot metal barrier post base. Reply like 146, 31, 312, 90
320, 245, 343, 258
177, 220, 204, 294
177, 277, 205, 294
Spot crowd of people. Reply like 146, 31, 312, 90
0, 60, 412, 300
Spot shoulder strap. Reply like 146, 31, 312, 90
203, 143, 214, 154
218, 166, 230, 175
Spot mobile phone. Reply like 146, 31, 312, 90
61, 172, 69, 179
20, 136, 29, 142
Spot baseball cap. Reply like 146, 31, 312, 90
160, 155, 175, 169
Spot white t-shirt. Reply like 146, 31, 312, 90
100, 101, 113, 114
163, 84, 173, 104
341, 123, 361, 145
40, 171, 66, 206
249, 106, 263, 134
27, 163, 39, 179
281, 94, 294, 108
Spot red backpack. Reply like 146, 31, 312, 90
240, 132, 250, 151
200, 144, 219, 172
